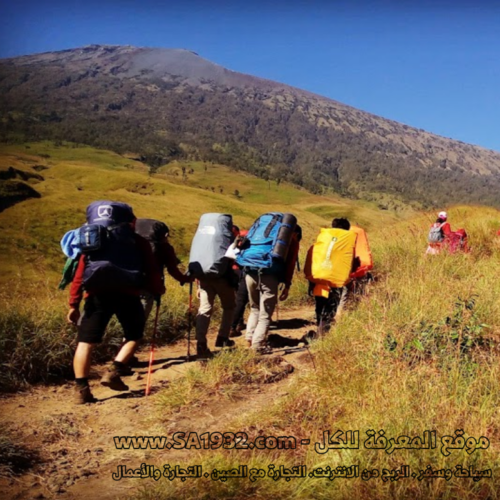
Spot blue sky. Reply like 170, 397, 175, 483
1, 0, 500, 151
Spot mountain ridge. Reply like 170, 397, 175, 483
2, 44, 500, 208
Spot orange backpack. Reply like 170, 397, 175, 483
350, 225, 373, 279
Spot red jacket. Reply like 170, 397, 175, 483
69, 234, 163, 308
440, 222, 452, 237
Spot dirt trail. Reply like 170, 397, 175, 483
0, 307, 317, 500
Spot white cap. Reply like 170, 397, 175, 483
438, 211, 447, 220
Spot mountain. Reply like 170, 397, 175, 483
2, 44, 500, 208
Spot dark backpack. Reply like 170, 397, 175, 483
82, 224, 145, 290
135, 218, 169, 256
58, 200, 142, 290
81, 201, 144, 290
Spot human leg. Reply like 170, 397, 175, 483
251, 274, 279, 351
245, 273, 260, 347
215, 278, 236, 340
195, 279, 216, 356
101, 294, 145, 391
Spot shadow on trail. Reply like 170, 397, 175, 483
270, 318, 314, 331
133, 355, 192, 369
98, 388, 147, 402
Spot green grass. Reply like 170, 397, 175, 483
136, 207, 500, 500
0, 141, 398, 390
6, 142, 500, 497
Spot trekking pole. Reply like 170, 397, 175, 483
187, 282, 193, 361
145, 299, 160, 396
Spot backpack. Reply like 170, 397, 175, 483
448, 229, 468, 254
82, 223, 144, 290
60, 201, 145, 290
428, 223, 445, 244
135, 218, 169, 256
188, 213, 233, 279
350, 226, 373, 280
236, 213, 297, 273
304, 228, 357, 288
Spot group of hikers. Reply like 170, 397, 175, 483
60, 200, 374, 404
62, 201, 472, 405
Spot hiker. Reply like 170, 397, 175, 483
67, 201, 163, 404
426, 211, 452, 255
188, 214, 240, 358
236, 213, 301, 352
338, 223, 374, 317
135, 218, 193, 321
305, 218, 358, 335
230, 229, 249, 338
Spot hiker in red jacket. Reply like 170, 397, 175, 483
137, 221, 194, 321
426, 211, 452, 255
67, 201, 163, 404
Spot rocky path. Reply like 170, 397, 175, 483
0, 307, 317, 500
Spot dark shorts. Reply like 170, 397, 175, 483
77, 293, 145, 344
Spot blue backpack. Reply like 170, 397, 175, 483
236, 212, 296, 274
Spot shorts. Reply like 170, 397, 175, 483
77, 293, 145, 344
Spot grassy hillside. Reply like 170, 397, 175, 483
136, 207, 500, 500
3, 142, 500, 498
0, 141, 400, 285
0, 141, 399, 390
5, 45, 500, 209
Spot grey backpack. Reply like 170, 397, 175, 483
188, 213, 233, 278
428, 223, 445, 243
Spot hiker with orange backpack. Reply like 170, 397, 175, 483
66, 201, 163, 404
236, 213, 301, 352
305, 218, 359, 335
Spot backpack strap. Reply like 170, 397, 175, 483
264, 214, 281, 238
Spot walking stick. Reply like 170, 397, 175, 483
145, 298, 160, 396
187, 282, 193, 361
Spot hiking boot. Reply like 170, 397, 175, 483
100, 367, 129, 391
117, 364, 134, 376
229, 327, 242, 338
301, 330, 317, 344
215, 336, 235, 348
196, 342, 213, 360
74, 385, 97, 405
246, 340, 252, 348
253, 343, 272, 355
128, 355, 140, 367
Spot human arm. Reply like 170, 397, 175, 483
67, 254, 86, 324
160, 240, 193, 284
